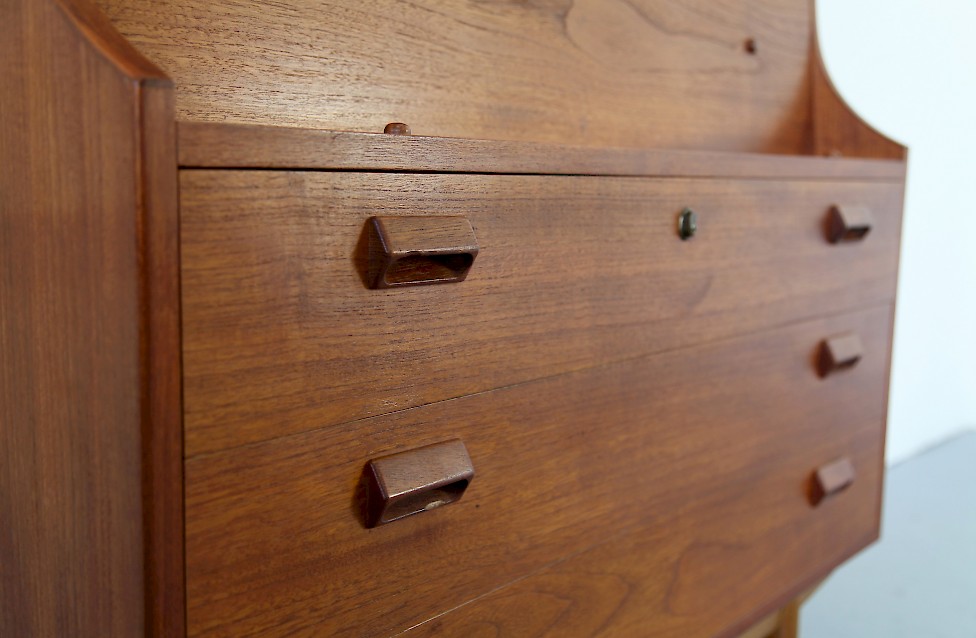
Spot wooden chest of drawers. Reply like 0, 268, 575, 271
1, 1, 906, 636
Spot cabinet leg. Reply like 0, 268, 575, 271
771, 597, 801, 638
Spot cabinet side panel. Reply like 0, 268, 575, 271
0, 0, 182, 636
139, 81, 186, 638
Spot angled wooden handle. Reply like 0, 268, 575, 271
817, 333, 864, 377
810, 457, 855, 506
367, 216, 479, 288
826, 205, 873, 243
362, 439, 475, 528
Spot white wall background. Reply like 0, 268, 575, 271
817, 0, 976, 465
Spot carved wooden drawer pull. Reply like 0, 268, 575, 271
810, 457, 856, 506
817, 332, 864, 377
367, 216, 479, 288
827, 204, 873, 243
362, 439, 475, 528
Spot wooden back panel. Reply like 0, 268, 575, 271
0, 0, 183, 635
94, 0, 816, 153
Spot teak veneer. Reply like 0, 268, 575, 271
1, 0, 906, 636
180, 172, 902, 455
185, 306, 891, 637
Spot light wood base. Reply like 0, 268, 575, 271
740, 585, 819, 638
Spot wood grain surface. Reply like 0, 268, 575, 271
180, 170, 903, 455
400, 470, 865, 638
184, 305, 891, 637
175, 122, 908, 180
138, 80, 186, 638
0, 0, 183, 635
2, 1, 907, 636
94, 0, 813, 153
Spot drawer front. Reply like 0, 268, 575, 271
185, 305, 891, 637
180, 171, 902, 455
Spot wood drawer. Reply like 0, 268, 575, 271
185, 304, 891, 637
180, 171, 902, 455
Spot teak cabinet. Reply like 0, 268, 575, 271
1, 0, 906, 636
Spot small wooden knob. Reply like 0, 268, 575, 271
827, 205, 873, 243
810, 457, 855, 506
817, 333, 864, 377
383, 122, 412, 135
